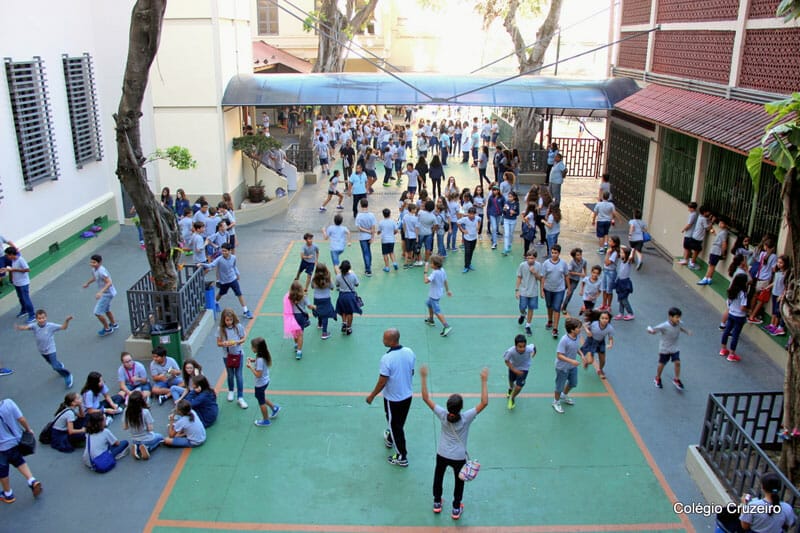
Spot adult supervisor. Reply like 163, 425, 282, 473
348, 162, 369, 219
366, 328, 416, 467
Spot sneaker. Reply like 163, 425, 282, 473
65, 374, 74, 389
654, 377, 663, 388
336, 205, 344, 210
105, 416, 114, 426
393, 263, 398, 270
506, 388, 512, 398
552, 401, 564, 414
387, 454, 408, 467
346, 328, 353, 336
29, 480, 42, 497
636, 258, 643, 271
158, 394, 167, 406
321, 332, 331, 340
271, 405, 281, 418
139, 443, 150, 460
97, 328, 113, 337
507, 397, 515, 410
673, 379, 685, 391
16, 311, 27, 318
719, 323, 726, 330
677, 259, 688, 265
727, 353, 742, 362
688, 263, 700, 271
545, 321, 552, 329
451, 504, 464, 520
414, 261, 424, 266
765, 324, 776, 334
114, 447, 129, 460
237, 398, 249, 409
613, 314, 623, 320
131, 443, 140, 460
365, 271, 372, 277
433, 501, 442, 514
560, 394, 575, 405
623, 315, 635, 321
719, 348, 730, 357
525, 326, 532, 336
440, 326, 452, 337
1, 491, 15, 504
773, 327, 786, 336
319, 206, 327, 212
110, 323, 120, 330
462, 268, 469, 274
296, 351, 302, 360
243, 310, 254, 319
597, 369, 606, 379
383, 266, 390, 272
491, 243, 497, 249
468, 265, 475, 271
382, 182, 391, 187
254, 419, 271, 427
696, 278, 711, 285
518, 315, 525, 325
747, 317, 763, 324
424, 318, 435, 326
552, 328, 558, 338
383, 429, 393, 448
227, 391, 235, 402
0, 368, 13, 377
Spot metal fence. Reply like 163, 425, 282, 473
286, 144, 315, 172
699, 391, 800, 508
126, 264, 206, 340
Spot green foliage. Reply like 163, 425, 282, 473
232, 135, 282, 187
147, 146, 197, 170
777, 0, 800, 22
303, 10, 324, 33
748, 93, 800, 187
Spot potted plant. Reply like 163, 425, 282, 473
232, 134, 282, 203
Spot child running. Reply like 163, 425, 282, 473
580, 265, 603, 315
648, 307, 691, 390
284, 281, 312, 360
377, 208, 399, 272
503, 334, 537, 410
320, 170, 345, 211
335, 260, 362, 335
322, 214, 350, 274
580, 310, 614, 379
553, 318, 586, 414
423, 256, 453, 337
15, 309, 74, 389
562, 248, 586, 315
294, 233, 319, 292
515, 249, 541, 336
247, 337, 281, 427
82, 254, 119, 337
311, 263, 337, 340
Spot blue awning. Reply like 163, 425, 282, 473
222, 73, 639, 116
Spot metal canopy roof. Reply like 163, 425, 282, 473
222, 73, 640, 116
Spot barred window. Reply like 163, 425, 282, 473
658, 129, 696, 203
62, 53, 103, 168
4, 57, 59, 190
257, 0, 279, 35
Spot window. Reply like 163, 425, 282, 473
4, 56, 59, 190
257, 0, 279, 35
62, 53, 103, 168
658, 129, 696, 203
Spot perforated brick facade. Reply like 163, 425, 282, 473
656, 0, 739, 22
618, 32, 649, 70
621, 0, 651, 25
739, 28, 800, 94
748, 0, 781, 19
652, 31, 734, 84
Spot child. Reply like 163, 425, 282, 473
580, 265, 603, 315
322, 214, 350, 274
295, 233, 319, 292
766, 255, 790, 336
284, 281, 311, 360
457, 207, 481, 273
600, 237, 621, 311
553, 318, 586, 414
382, 146, 394, 186
83, 412, 129, 470
423, 256, 453, 337
501, 191, 519, 256
117, 352, 152, 405
720, 274, 749, 362
202, 243, 254, 319
515, 249, 541, 336
403, 162, 420, 196
614, 246, 636, 320
687, 205, 712, 270
15, 310, 74, 388
320, 169, 345, 211
580, 310, 614, 379
122, 390, 163, 460
186, 375, 219, 428
49, 392, 86, 453
82, 254, 119, 336
719, 254, 751, 331
164, 400, 207, 448
446, 192, 461, 252
178, 208, 194, 247
247, 337, 281, 427
335, 260, 362, 335
377, 208, 399, 272
149, 346, 183, 405
310, 263, 337, 340
748, 236, 777, 324
627, 208, 647, 270
207, 220, 229, 260
217, 202, 237, 253
563, 248, 586, 314
648, 307, 691, 390
402, 204, 420, 268
433, 198, 449, 257
185, 221, 208, 264
4, 247, 35, 323
541, 244, 569, 338
217, 309, 248, 408
592, 192, 616, 252
678, 201, 698, 266
698, 217, 729, 285
419, 364, 488, 521
81, 372, 123, 423
503, 334, 536, 410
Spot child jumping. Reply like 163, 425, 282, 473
295, 233, 319, 292
15, 310, 74, 389
423, 256, 452, 337
648, 307, 691, 390
247, 337, 281, 427
82, 254, 119, 337
503, 334, 537, 410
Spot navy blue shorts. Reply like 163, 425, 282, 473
709, 253, 722, 266
508, 369, 529, 388
381, 242, 395, 255
218, 280, 242, 297
297, 260, 315, 276
658, 351, 680, 364
254, 383, 269, 405
596, 221, 611, 238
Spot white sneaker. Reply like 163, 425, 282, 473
560, 394, 575, 406
227, 391, 235, 402
552, 401, 564, 414
237, 398, 249, 409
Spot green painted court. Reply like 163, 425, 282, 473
148, 240, 691, 532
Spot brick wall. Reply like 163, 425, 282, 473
618, 32, 649, 70
621, 0, 651, 25
652, 31, 734, 84
657, 0, 739, 22
739, 28, 800, 94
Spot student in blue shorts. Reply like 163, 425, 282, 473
423, 256, 452, 337
294, 233, 319, 292
377, 208, 399, 272
515, 249, 541, 336
504, 334, 537, 410
322, 214, 350, 274
15, 309, 74, 389
648, 307, 691, 391
553, 318, 586, 414
202, 244, 253, 319
82, 255, 119, 337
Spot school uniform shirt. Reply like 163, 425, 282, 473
588, 321, 615, 341
93, 265, 116, 296
517, 261, 541, 298
379, 345, 416, 402
52, 407, 79, 432
417, 210, 436, 237
773, 270, 786, 297
193, 210, 214, 237
739, 498, 796, 532
503, 344, 535, 372
349, 171, 368, 195
651, 321, 688, 354
546, 214, 560, 236
549, 161, 566, 184
118, 361, 148, 388
378, 219, 398, 243
499, 181, 512, 200
83, 384, 111, 412
29, 321, 62, 354
710, 229, 728, 256
178, 217, 193, 242
457, 216, 480, 241
727, 291, 748, 318
555, 334, 581, 371
629, 219, 646, 241
404, 169, 419, 188
128, 409, 156, 443
604, 250, 619, 272
328, 174, 340, 193
594, 201, 615, 222
402, 214, 419, 239
581, 276, 602, 301
83, 428, 118, 468
617, 261, 632, 280
187, 234, 207, 263
541, 258, 569, 292
335, 272, 359, 293
150, 356, 180, 380
427, 269, 447, 299
0, 399, 23, 451
356, 212, 377, 242
433, 405, 477, 461
9, 256, 31, 287
691, 215, 710, 242
567, 259, 587, 283
326, 225, 349, 252
206, 254, 240, 284
174, 411, 206, 445
755, 252, 778, 281
254, 357, 270, 388
300, 243, 319, 264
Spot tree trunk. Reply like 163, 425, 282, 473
780, 168, 800, 482
115, 0, 181, 292
312, 0, 379, 74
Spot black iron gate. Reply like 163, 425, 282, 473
552, 137, 603, 178
605, 124, 649, 218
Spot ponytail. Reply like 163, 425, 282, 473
446, 394, 463, 424
446, 412, 461, 423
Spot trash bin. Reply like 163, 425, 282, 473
150, 321, 182, 365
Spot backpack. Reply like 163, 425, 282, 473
38, 408, 70, 445
87, 434, 116, 473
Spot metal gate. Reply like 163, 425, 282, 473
605, 123, 649, 218
553, 137, 604, 178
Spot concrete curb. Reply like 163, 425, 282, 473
123, 307, 216, 362
685, 444, 733, 506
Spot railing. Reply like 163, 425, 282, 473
286, 144, 315, 172
699, 391, 800, 508
126, 264, 206, 340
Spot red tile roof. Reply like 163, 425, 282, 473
614, 84, 778, 154
253, 41, 312, 74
